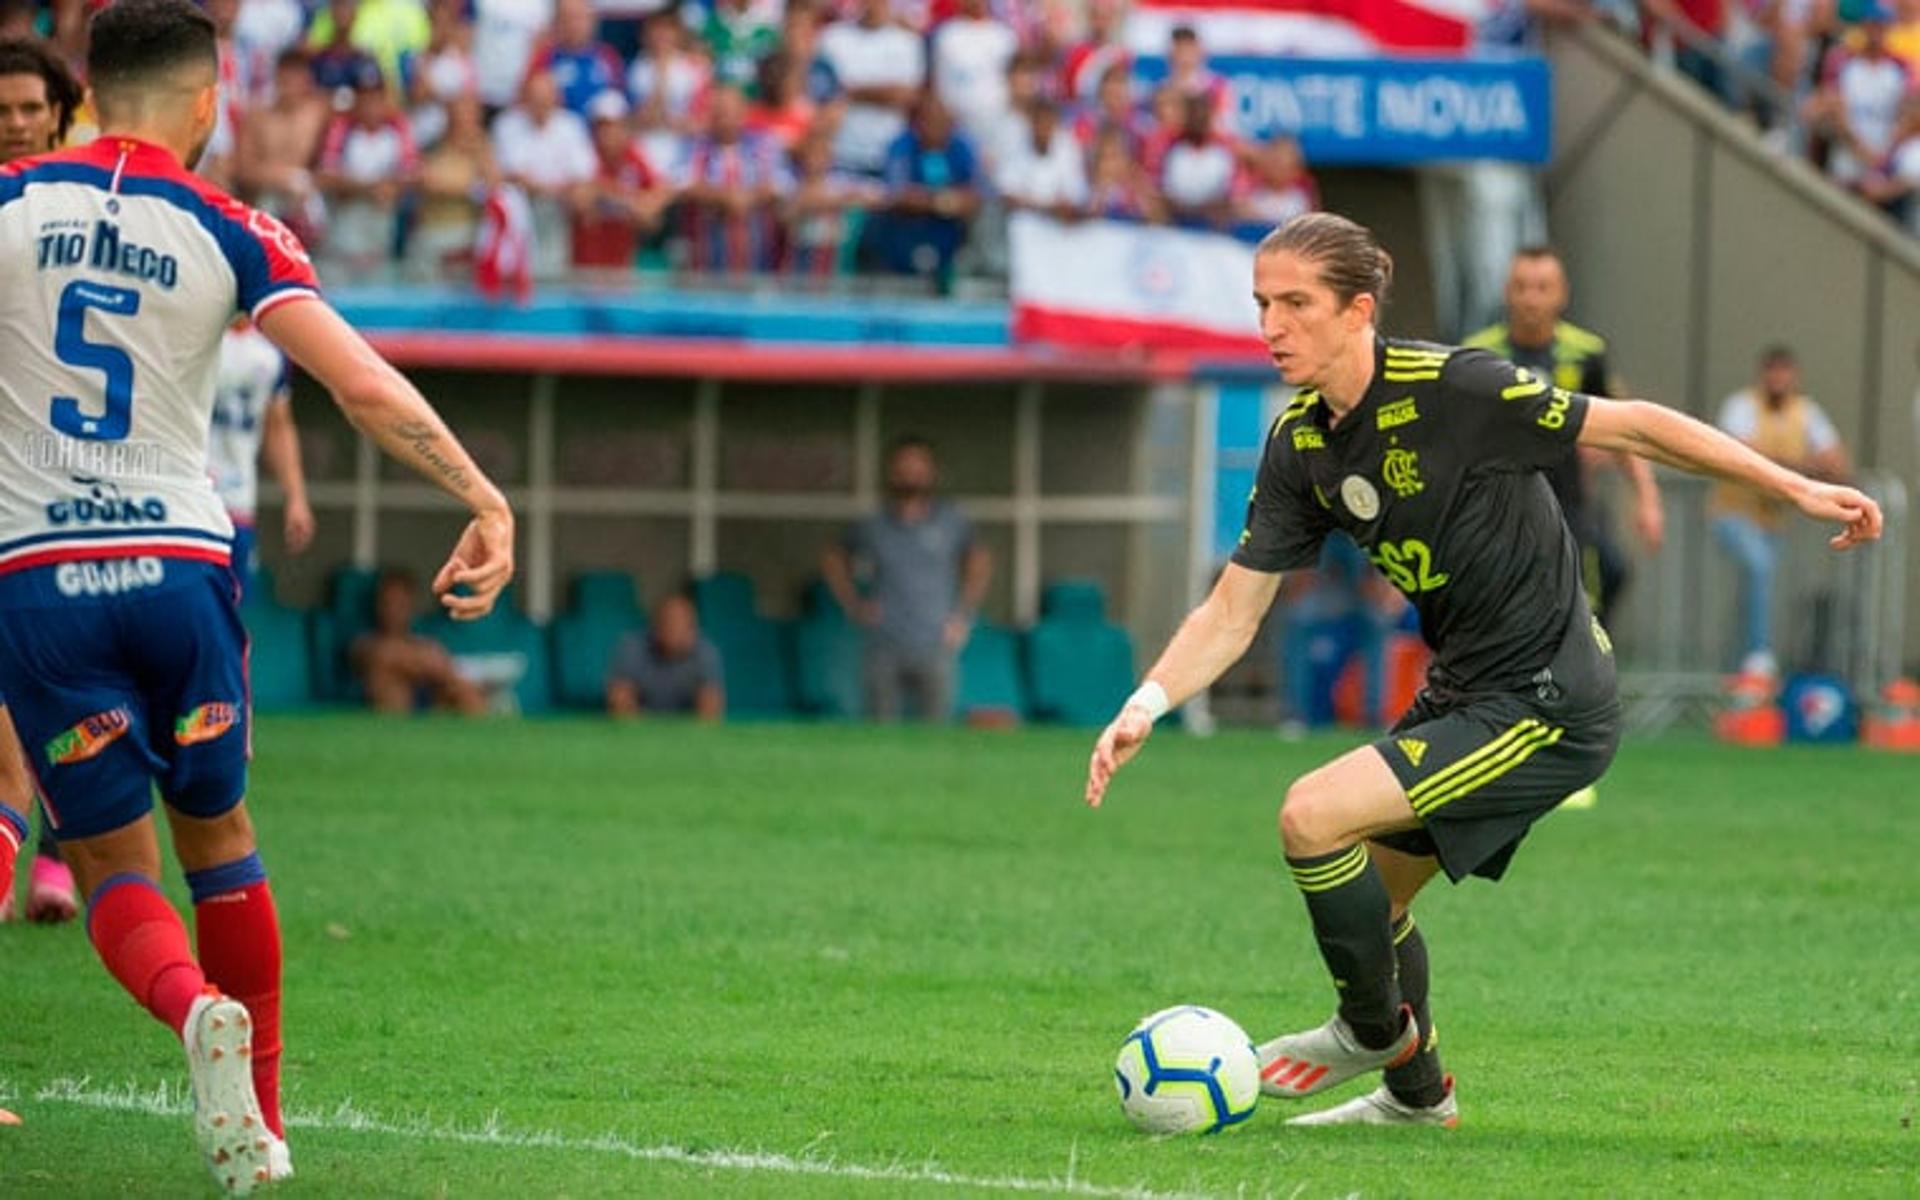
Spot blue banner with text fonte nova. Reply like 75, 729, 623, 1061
1135, 55, 1553, 165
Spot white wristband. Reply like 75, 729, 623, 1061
1125, 681, 1170, 722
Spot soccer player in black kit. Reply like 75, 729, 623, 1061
1082, 213, 1882, 1127
1464, 246, 1665, 626
1466, 246, 1666, 810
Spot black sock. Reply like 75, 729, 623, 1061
1383, 912, 1448, 1108
1286, 844, 1402, 1048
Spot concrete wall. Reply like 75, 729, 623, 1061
1546, 24, 1920, 673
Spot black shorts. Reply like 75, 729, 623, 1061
1372, 612, 1621, 883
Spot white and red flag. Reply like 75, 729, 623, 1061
1009, 212, 1266, 355
1126, 0, 1485, 57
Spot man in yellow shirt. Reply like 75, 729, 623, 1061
1709, 345, 1853, 678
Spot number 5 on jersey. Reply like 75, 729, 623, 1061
51, 279, 141, 442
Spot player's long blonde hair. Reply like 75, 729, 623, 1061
1257, 213, 1394, 313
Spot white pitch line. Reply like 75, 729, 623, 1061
21, 1078, 1236, 1200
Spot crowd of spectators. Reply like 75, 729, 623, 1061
2, 0, 1911, 286
0, 0, 1323, 288
1628, 0, 1920, 239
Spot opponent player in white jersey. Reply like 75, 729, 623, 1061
0, 35, 87, 926
0, 1, 514, 1191
211, 317, 314, 601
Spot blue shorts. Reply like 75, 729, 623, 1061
230, 521, 258, 606
0, 557, 249, 840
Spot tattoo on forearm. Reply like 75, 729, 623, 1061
390, 418, 472, 493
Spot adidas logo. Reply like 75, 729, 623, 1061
1397, 738, 1428, 767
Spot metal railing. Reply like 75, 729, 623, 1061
1636, 7, 1808, 150
1609, 468, 1908, 731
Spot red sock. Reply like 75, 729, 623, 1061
195, 880, 284, 1138
86, 875, 205, 1035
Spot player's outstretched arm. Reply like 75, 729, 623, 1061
1580, 398, 1882, 550
1085, 563, 1281, 809
258, 300, 515, 618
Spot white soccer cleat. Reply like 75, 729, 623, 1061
1286, 1074, 1459, 1128
1257, 1007, 1419, 1099
184, 991, 273, 1195
266, 1135, 293, 1181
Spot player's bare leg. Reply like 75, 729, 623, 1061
0, 707, 80, 923
27, 819, 79, 923
0, 707, 44, 922
169, 802, 291, 1179
1260, 745, 1423, 1098
1372, 838, 1440, 922
63, 816, 273, 1193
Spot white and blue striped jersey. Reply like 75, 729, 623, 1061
209, 324, 291, 524
0, 137, 319, 575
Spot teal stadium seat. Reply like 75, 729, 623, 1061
691, 572, 794, 718
800, 578, 847, 622
793, 581, 862, 718
550, 571, 643, 709
569, 570, 638, 618
1027, 580, 1135, 726
690, 572, 758, 628
311, 564, 380, 702
240, 569, 313, 711
956, 623, 1027, 722
420, 586, 554, 714
1040, 579, 1108, 624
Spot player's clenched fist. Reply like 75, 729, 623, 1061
1085, 704, 1157, 808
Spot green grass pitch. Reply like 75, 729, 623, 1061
2, 716, 1916, 1197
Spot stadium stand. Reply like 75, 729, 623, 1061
6, 0, 1904, 726
241, 570, 316, 713
312, 565, 382, 703
1026, 580, 1137, 727
792, 580, 864, 719
954, 623, 1030, 724
419, 586, 556, 714
793, 615, 865, 719
549, 571, 646, 709
691, 572, 797, 718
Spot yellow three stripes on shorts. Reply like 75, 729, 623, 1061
1406, 718, 1565, 817
1290, 844, 1370, 893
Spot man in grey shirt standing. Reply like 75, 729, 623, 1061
823, 436, 992, 721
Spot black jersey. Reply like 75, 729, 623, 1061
1462, 321, 1611, 536
1232, 338, 1596, 694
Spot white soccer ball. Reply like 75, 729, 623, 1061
1113, 1005, 1260, 1135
